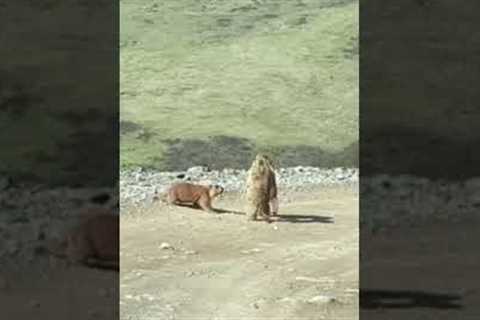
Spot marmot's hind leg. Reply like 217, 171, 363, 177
270, 198, 279, 216
245, 203, 257, 221
258, 200, 271, 223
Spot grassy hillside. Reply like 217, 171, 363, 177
362, 0, 480, 179
120, 0, 359, 170
1, 1, 117, 186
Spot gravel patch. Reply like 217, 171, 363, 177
119, 166, 359, 206
0, 181, 117, 270
120, 166, 480, 230
361, 175, 480, 232
3, 167, 479, 269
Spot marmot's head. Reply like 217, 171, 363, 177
251, 154, 276, 176
208, 184, 224, 198
255, 154, 275, 168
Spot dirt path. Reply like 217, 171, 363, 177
361, 218, 480, 319
120, 186, 359, 320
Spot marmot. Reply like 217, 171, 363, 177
245, 154, 279, 222
166, 183, 224, 212
49, 209, 119, 271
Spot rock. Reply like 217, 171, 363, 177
241, 248, 262, 254
160, 242, 173, 250
188, 166, 210, 174
142, 294, 156, 302
252, 298, 267, 309
345, 288, 359, 294
307, 295, 336, 304
295, 276, 323, 283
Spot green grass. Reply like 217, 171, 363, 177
1, 2, 117, 186
120, 0, 359, 169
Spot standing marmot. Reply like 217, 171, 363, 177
245, 154, 279, 222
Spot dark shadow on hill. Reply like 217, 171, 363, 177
161, 136, 358, 171
0, 69, 41, 119
4, 113, 119, 188
360, 289, 463, 310
274, 214, 334, 224
55, 114, 119, 187
162, 136, 256, 171
0, 43, 118, 188
362, 125, 480, 180
119, 120, 157, 142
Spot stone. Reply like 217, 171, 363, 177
160, 242, 173, 250
307, 295, 336, 304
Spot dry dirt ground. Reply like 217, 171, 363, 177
120, 186, 359, 320
361, 218, 480, 320
0, 265, 118, 320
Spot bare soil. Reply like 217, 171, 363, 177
120, 186, 359, 320
0, 265, 118, 320
361, 218, 480, 319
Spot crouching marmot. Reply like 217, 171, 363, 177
167, 183, 224, 212
245, 154, 279, 222
49, 209, 119, 271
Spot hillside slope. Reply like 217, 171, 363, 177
120, 0, 359, 170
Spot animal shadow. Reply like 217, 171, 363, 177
360, 289, 463, 310
274, 214, 334, 224
171, 203, 200, 210
213, 207, 245, 215
173, 203, 244, 215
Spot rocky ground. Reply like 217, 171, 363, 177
0, 179, 118, 320
119, 166, 480, 320
361, 174, 480, 231
121, 166, 480, 229
119, 166, 360, 319
3, 168, 480, 319
121, 183, 359, 320
120, 166, 359, 205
